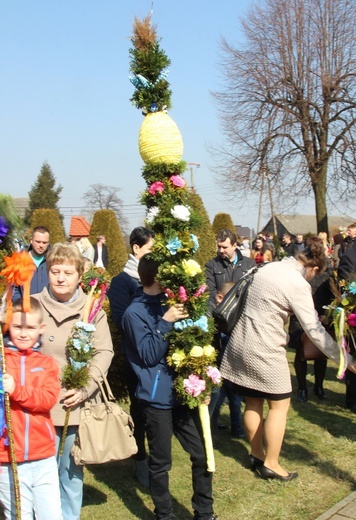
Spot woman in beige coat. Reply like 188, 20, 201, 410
220, 237, 356, 481
34, 243, 113, 520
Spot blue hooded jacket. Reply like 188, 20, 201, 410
122, 291, 177, 409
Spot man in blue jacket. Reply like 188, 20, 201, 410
122, 255, 216, 520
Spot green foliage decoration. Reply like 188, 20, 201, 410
129, 14, 220, 412
129, 14, 172, 112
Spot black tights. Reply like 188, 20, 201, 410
294, 349, 327, 391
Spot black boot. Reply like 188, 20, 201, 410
297, 389, 308, 402
314, 386, 327, 400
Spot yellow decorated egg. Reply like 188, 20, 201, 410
139, 112, 184, 164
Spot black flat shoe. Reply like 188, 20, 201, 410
257, 465, 298, 481
249, 455, 264, 471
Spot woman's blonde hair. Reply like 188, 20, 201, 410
296, 236, 326, 273
46, 242, 85, 276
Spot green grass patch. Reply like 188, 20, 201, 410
81, 353, 356, 519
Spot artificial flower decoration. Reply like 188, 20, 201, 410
148, 181, 165, 195
182, 259, 202, 277
190, 233, 199, 252
326, 277, 356, 378
0, 217, 9, 244
171, 204, 190, 222
178, 286, 188, 302
59, 265, 110, 455
130, 12, 220, 472
190, 346, 204, 357
170, 175, 186, 188
146, 206, 160, 223
203, 345, 216, 357
184, 374, 206, 397
0, 251, 36, 331
171, 350, 186, 368
166, 237, 183, 255
206, 366, 222, 385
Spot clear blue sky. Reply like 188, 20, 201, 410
0, 0, 326, 235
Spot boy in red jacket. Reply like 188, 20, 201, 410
0, 297, 62, 519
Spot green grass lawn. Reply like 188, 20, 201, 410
81, 352, 356, 520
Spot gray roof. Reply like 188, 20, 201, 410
262, 214, 354, 236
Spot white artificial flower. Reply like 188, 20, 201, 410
170, 204, 190, 222
146, 206, 160, 223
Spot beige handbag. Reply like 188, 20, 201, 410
71, 368, 137, 465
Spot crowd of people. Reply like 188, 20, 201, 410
0, 221, 355, 519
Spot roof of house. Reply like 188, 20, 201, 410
262, 214, 354, 235
69, 216, 91, 237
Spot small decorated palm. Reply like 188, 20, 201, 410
59, 266, 110, 455
129, 13, 220, 472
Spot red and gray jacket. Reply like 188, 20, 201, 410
0, 343, 60, 463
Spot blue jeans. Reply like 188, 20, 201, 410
144, 405, 214, 520
0, 456, 62, 520
55, 426, 83, 520
211, 380, 244, 437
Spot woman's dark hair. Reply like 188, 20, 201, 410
138, 254, 160, 287
129, 227, 155, 250
252, 237, 267, 253
296, 236, 327, 272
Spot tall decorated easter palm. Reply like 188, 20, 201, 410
129, 13, 220, 472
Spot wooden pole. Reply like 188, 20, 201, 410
0, 329, 21, 519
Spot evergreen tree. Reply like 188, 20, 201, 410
187, 192, 216, 266
27, 162, 63, 224
212, 212, 236, 237
30, 208, 65, 244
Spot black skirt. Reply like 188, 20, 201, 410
234, 384, 292, 401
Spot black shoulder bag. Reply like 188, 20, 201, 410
212, 266, 257, 334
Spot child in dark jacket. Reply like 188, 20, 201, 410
122, 255, 216, 520
0, 297, 62, 520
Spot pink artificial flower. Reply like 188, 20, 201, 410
178, 286, 188, 302
347, 313, 356, 327
148, 181, 165, 195
165, 288, 175, 299
194, 284, 207, 297
170, 175, 186, 188
183, 374, 206, 397
89, 278, 98, 286
206, 366, 221, 385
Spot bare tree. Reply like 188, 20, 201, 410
213, 0, 356, 233
82, 184, 129, 231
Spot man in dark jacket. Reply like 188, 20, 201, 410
281, 233, 298, 257
13, 226, 50, 300
205, 228, 255, 311
122, 255, 216, 520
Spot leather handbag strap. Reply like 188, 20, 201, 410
89, 364, 116, 403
